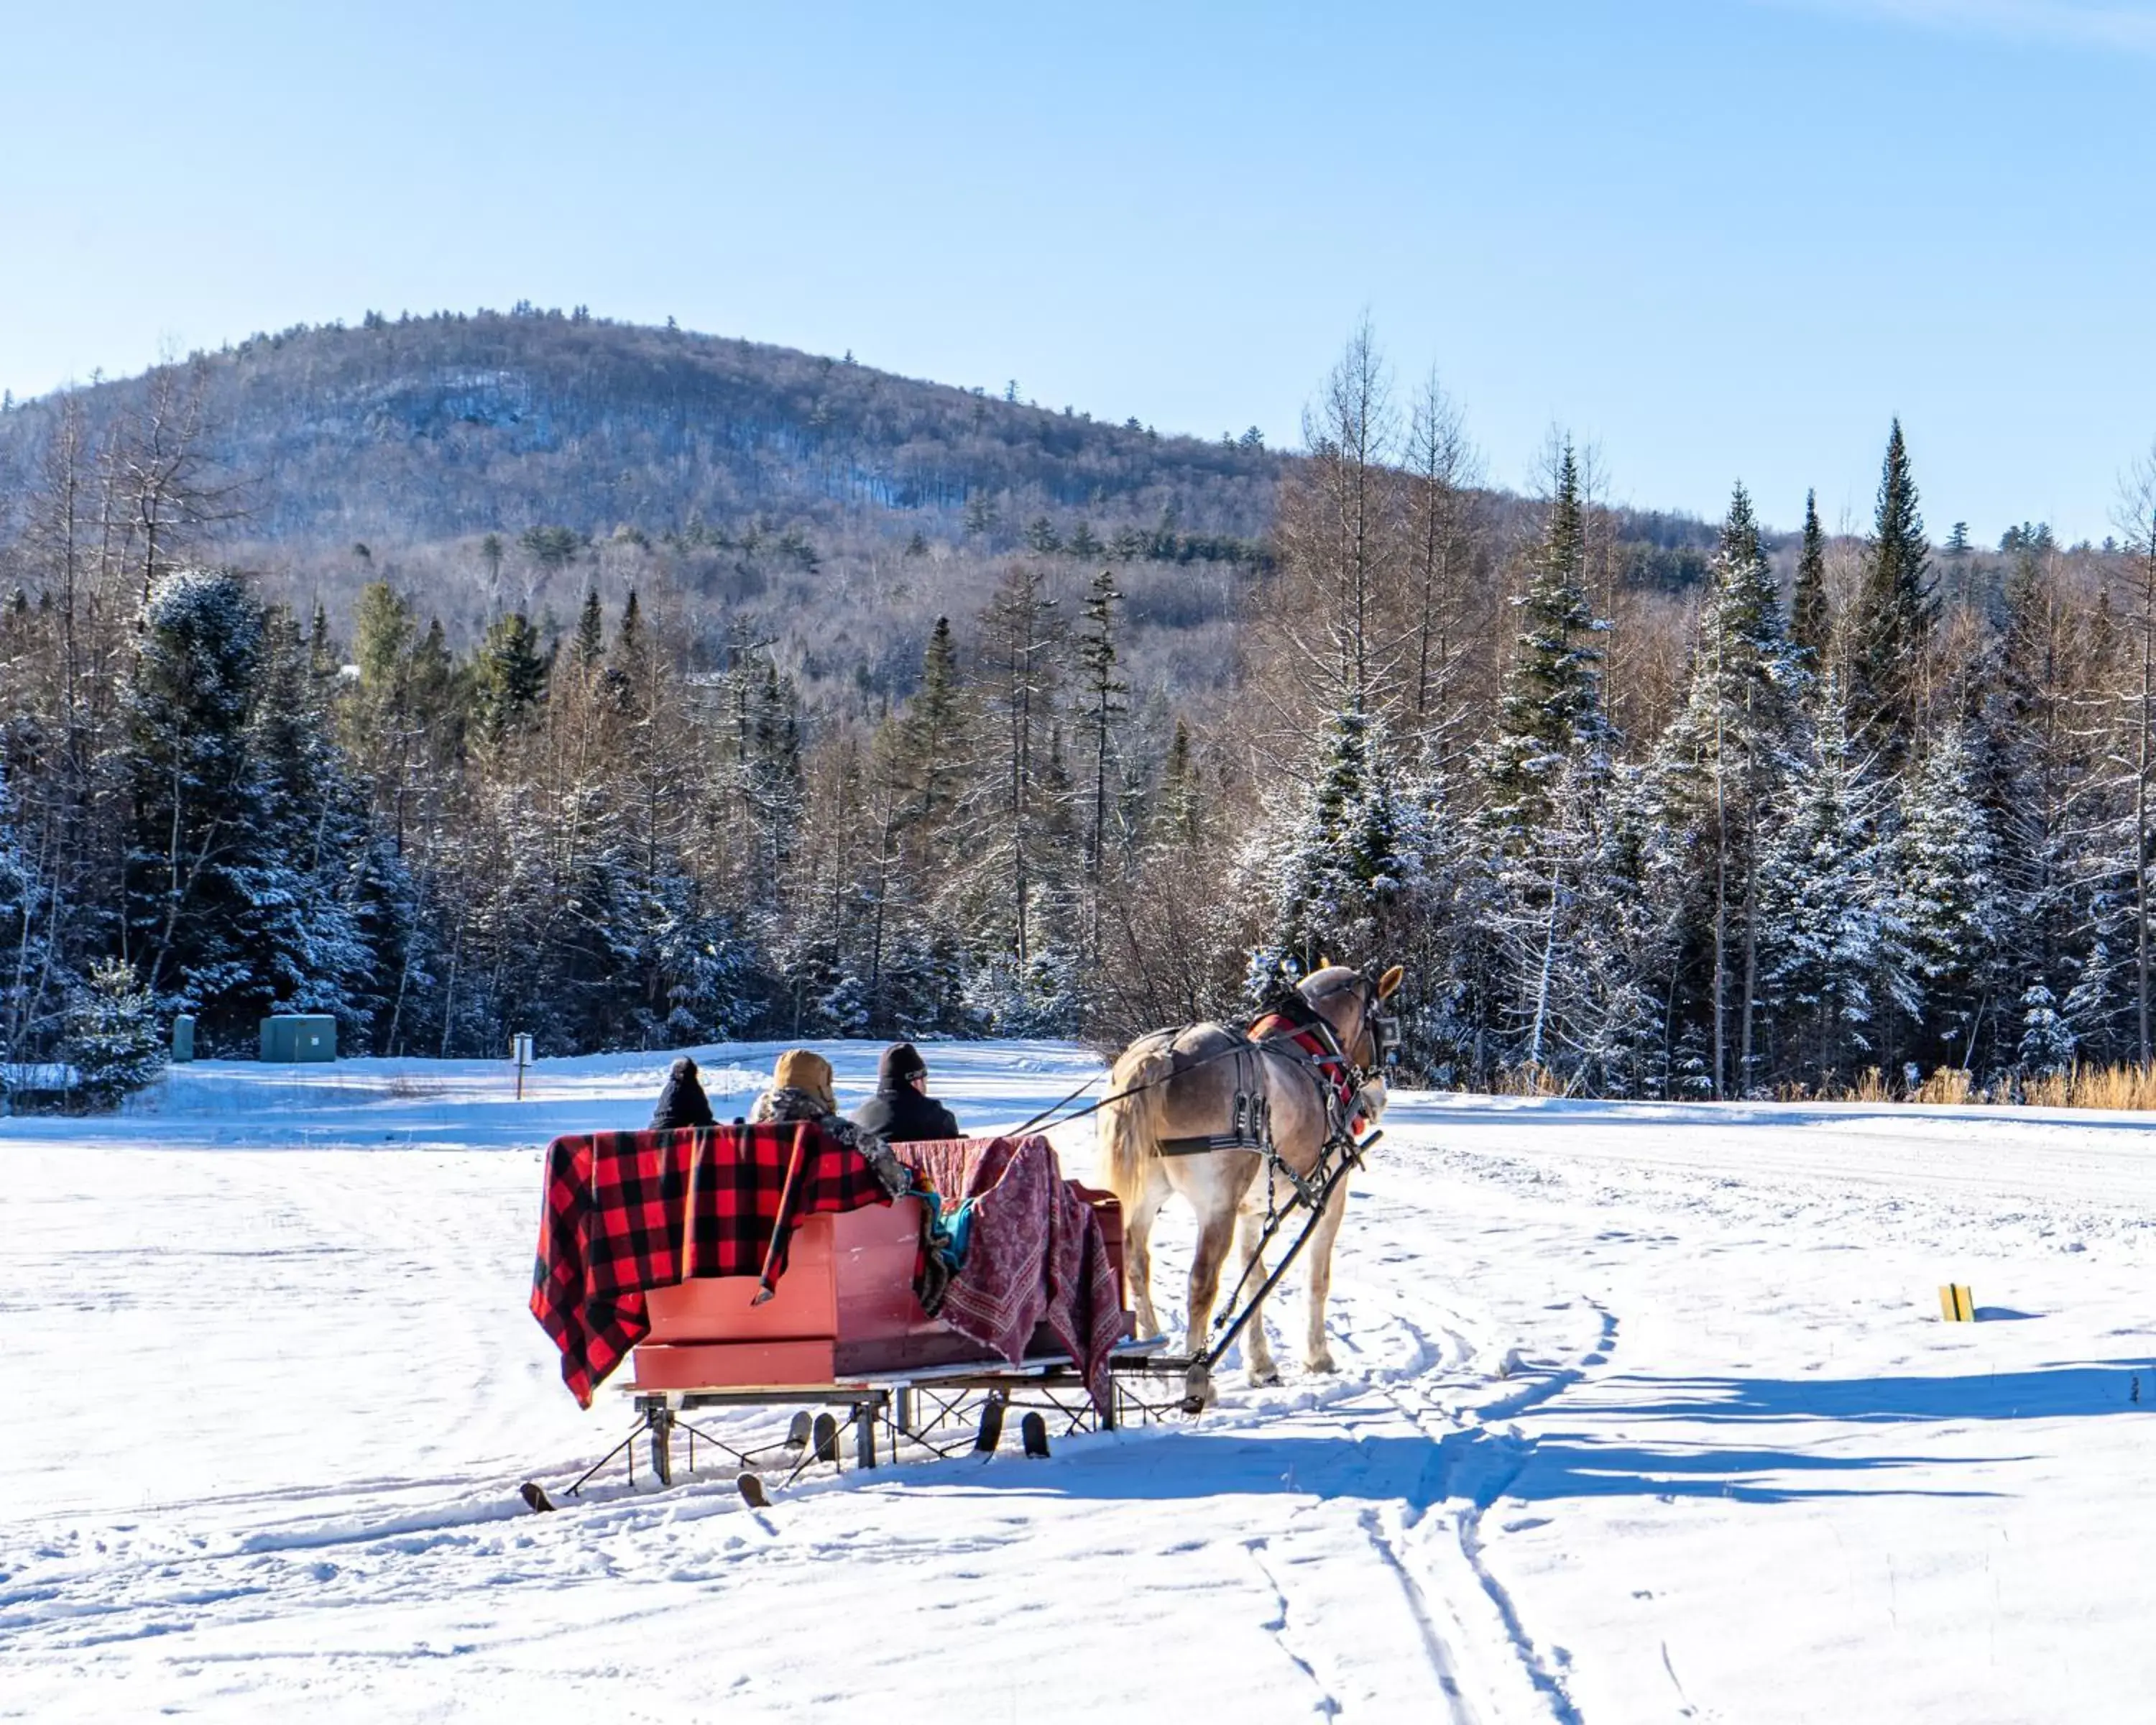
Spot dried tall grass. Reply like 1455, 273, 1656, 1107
2047, 1062, 2156, 1110
1791, 1062, 2156, 1110
1488, 1060, 2156, 1110
1912, 1067, 1975, 1106
1494, 1063, 1570, 1098
1848, 1067, 1897, 1103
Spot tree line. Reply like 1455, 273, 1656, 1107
6, 321, 2155, 1103
0, 369, 1192, 1082
1222, 328, 2156, 1098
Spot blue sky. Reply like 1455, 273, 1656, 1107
1, 0, 2151, 541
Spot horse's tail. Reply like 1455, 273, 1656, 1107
1099, 1040, 1176, 1211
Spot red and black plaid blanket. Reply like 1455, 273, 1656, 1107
530, 1123, 892, 1407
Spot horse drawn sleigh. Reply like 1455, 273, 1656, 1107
524, 964, 1402, 1503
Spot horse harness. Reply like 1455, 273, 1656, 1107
1157, 975, 1394, 1217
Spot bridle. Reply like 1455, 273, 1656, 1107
1303, 968, 1399, 1083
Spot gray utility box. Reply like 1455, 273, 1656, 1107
259, 1015, 336, 1063
172, 1015, 195, 1063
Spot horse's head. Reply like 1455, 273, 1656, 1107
1296, 962, 1404, 1118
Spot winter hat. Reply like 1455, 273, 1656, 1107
878, 1042, 927, 1090
770, 1048, 836, 1113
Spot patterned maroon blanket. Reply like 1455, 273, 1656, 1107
530, 1123, 892, 1407
906, 1136, 1125, 1414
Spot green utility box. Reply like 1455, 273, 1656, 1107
172, 1015, 195, 1063
259, 1015, 336, 1063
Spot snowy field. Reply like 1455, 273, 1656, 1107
6, 1044, 2156, 1722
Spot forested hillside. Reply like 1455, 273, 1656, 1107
0, 309, 1294, 709
3, 313, 2144, 1104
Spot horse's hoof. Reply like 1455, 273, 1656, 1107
1248, 1363, 1281, 1388
1303, 1352, 1337, 1376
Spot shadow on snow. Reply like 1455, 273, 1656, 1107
952, 1358, 2155, 1506
958, 1429, 2004, 1508
1581, 1358, 2156, 1425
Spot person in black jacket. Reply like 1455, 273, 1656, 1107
849, 1042, 961, 1143
649, 1056, 716, 1130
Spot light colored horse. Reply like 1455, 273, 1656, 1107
1097, 964, 1402, 1404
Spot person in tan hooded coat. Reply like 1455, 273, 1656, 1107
749, 1048, 910, 1199
748, 1047, 840, 1123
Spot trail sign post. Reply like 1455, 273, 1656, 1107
512, 1033, 535, 1100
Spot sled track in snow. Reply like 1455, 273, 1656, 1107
1342, 1255, 1613, 1723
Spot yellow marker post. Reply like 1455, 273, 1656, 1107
1938, 1284, 1975, 1322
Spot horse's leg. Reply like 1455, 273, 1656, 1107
1123, 1167, 1171, 1341
1302, 1169, 1353, 1374
1233, 1206, 1279, 1386
1183, 1203, 1237, 1353
1179, 1193, 1238, 1411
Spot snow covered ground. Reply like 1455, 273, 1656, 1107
6, 1044, 2156, 1721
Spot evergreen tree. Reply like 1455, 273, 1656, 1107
308, 599, 336, 684
1759, 676, 1920, 1084
572, 587, 604, 668
2017, 983, 2075, 1077
900, 617, 969, 829
717, 643, 806, 926
1981, 540, 2114, 1059
1471, 751, 1661, 1088
1556, 765, 1668, 1093
411, 619, 461, 748
1250, 705, 1427, 988
1484, 441, 1610, 840
1849, 420, 1935, 762
1155, 717, 1204, 849
471, 612, 549, 742
1792, 488, 1831, 669
842, 617, 977, 1034
2062, 938, 2124, 1059
121, 570, 277, 1041
63, 957, 165, 1107
1897, 720, 2009, 1073
1646, 483, 1806, 1094
1473, 443, 1622, 1080
1075, 568, 1128, 904
602, 588, 650, 714
118, 572, 387, 1049
247, 605, 382, 1039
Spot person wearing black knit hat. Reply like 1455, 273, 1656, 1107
849, 1041, 961, 1143
649, 1056, 716, 1131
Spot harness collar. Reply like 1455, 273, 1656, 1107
1249, 1009, 1365, 1131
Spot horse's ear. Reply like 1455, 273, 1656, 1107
1376, 965, 1404, 1000
1319, 955, 1333, 972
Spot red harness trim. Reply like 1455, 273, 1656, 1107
1250, 1011, 1365, 1134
